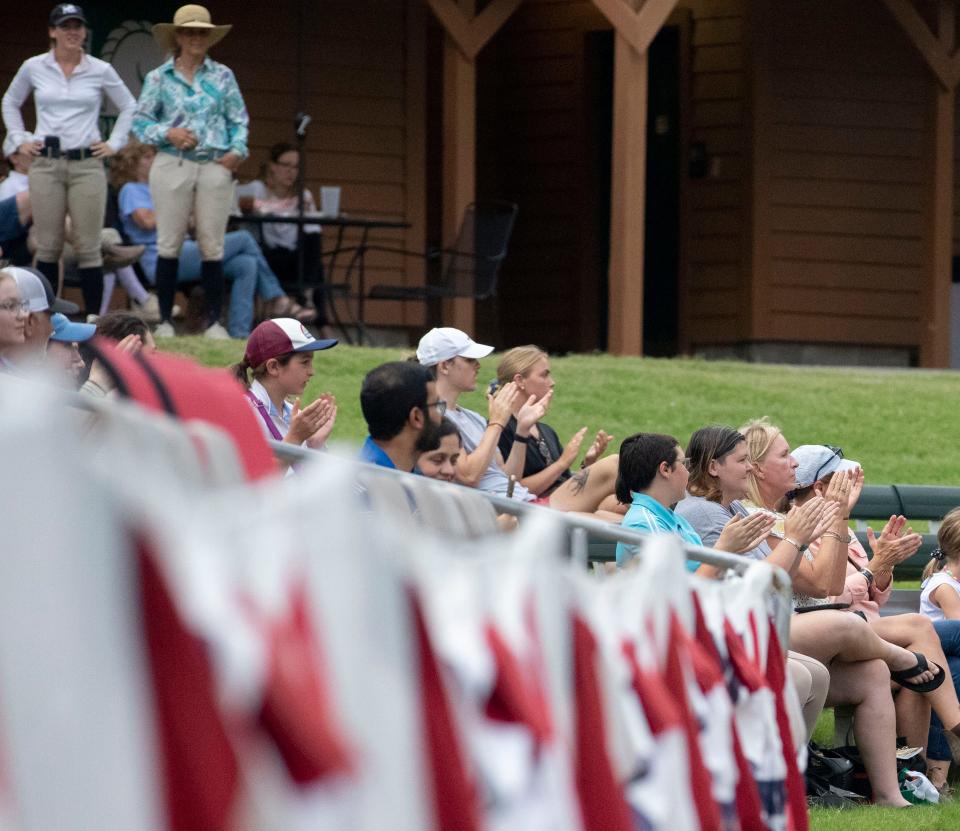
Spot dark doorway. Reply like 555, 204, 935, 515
583, 27, 682, 355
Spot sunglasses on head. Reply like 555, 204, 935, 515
813, 445, 843, 483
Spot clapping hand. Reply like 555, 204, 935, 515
561, 427, 588, 467
784, 496, 839, 546
867, 515, 923, 569
487, 380, 520, 426
715, 511, 776, 554
582, 429, 614, 466
823, 469, 854, 532
517, 389, 552, 433
287, 393, 337, 447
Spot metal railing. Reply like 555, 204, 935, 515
269, 439, 795, 642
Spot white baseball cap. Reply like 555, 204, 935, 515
416, 327, 494, 366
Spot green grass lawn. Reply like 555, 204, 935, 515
810, 803, 960, 827
161, 338, 960, 486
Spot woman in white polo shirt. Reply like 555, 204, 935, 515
1, 4, 136, 318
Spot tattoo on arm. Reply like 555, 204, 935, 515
570, 467, 589, 495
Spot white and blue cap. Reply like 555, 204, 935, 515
50, 312, 95, 343
6, 266, 79, 314
791, 444, 861, 489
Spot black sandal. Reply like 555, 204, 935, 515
890, 652, 946, 693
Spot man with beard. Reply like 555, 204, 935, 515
359, 361, 444, 472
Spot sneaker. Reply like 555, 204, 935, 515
133, 293, 162, 323
203, 321, 230, 340
154, 321, 176, 338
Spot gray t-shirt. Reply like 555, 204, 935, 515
445, 405, 534, 502
675, 494, 770, 561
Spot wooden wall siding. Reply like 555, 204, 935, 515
217, 1, 424, 328
477, 0, 608, 352
758, 0, 928, 347
685, 0, 748, 348
477, 0, 749, 352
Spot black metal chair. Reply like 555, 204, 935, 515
366, 200, 518, 314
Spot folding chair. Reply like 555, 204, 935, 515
366, 200, 518, 325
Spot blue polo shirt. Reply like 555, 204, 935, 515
616, 492, 703, 570
359, 436, 399, 469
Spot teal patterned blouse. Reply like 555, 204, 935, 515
132, 57, 248, 159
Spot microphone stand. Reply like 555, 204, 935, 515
294, 112, 311, 301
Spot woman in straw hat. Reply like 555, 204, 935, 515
132, 4, 248, 339
1, 4, 136, 319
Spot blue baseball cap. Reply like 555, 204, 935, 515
50, 312, 95, 343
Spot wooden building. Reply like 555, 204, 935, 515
3, 0, 958, 366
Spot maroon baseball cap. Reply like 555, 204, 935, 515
243, 318, 337, 367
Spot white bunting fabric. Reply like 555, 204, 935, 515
0, 378, 802, 831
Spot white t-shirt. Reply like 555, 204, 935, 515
444, 405, 534, 501
235, 179, 320, 250
920, 570, 960, 621
0, 170, 28, 200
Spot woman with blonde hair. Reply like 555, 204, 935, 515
494, 345, 621, 514
740, 417, 960, 795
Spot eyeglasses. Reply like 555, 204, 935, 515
424, 399, 447, 417
0, 299, 29, 315
679, 456, 692, 470
813, 445, 843, 483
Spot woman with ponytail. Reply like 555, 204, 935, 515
231, 317, 337, 448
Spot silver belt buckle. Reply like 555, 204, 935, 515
194, 148, 211, 161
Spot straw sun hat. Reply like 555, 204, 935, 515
152, 5, 231, 53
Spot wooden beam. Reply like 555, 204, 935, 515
425, 0, 473, 57
920, 0, 956, 366
441, 0, 478, 332
467, 0, 523, 57
635, 0, 681, 53
425, 0, 523, 60
879, 0, 954, 88
880, 0, 958, 365
591, 0, 679, 355
592, 0, 644, 53
746, 0, 775, 340
606, 33, 648, 356
403, 0, 428, 328
426, 0, 524, 332
592, 0, 680, 53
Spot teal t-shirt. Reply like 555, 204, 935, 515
616, 492, 703, 570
